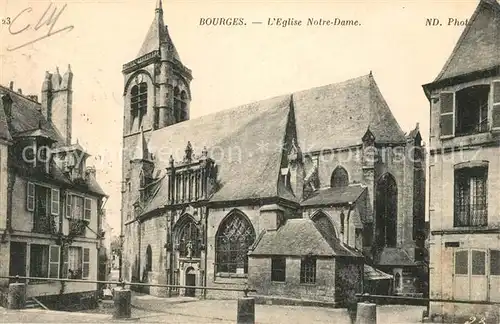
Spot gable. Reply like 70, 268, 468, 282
293, 74, 406, 152
434, 0, 500, 82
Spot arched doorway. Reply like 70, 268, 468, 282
185, 267, 196, 297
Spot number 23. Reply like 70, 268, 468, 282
465, 316, 486, 324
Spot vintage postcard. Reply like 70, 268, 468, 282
0, 0, 499, 323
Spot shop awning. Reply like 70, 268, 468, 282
364, 264, 393, 281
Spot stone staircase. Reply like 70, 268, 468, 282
25, 297, 48, 310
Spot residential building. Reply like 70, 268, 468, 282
423, 0, 500, 322
121, 0, 427, 303
0, 67, 107, 310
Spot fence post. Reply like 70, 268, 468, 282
355, 294, 377, 324
7, 278, 26, 310
237, 294, 255, 324
113, 281, 131, 320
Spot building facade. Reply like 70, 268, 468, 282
121, 1, 427, 302
0, 68, 107, 309
423, 0, 500, 322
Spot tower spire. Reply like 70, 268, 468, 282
156, 0, 163, 12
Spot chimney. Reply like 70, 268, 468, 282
1, 94, 13, 124
41, 71, 52, 121
9, 82, 13, 90
27, 95, 39, 102
42, 65, 73, 145
17, 88, 22, 94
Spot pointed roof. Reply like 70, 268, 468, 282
249, 218, 362, 257
136, 0, 181, 60
293, 74, 407, 151
433, 0, 500, 83
135, 74, 408, 216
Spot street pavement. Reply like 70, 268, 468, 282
0, 298, 426, 323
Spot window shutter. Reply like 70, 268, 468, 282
66, 194, 72, 219
492, 81, 500, 129
27, 182, 35, 211
61, 246, 69, 279
49, 245, 60, 279
84, 198, 92, 221
51, 189, 60, 216
440, 92, 455, 137
82, 248, 90, 279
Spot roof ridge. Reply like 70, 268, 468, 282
433, 0, 493, 82
0, 84, 40, 104
368, 76, 407, 141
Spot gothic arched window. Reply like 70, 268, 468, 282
173, 87, 188, 123
131, 82, 148, 129
311, 211, 338, 239
145, 245, 152, 272
215, 211, 255, 275
177, 216, 201, 258
331, 166, 349, 188
376, 173, 398, 247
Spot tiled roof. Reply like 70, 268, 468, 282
249, 218, 363, 257
293, 74, 406, 152
141, 94, 293, 211
378, 248, 416, 266
0, 99, 12, 142
364, 264, 393, 281
0, 85, 63, 143
433, 0, 500, 83
0, 85, 106, 197
138, 74, 406, 215
301, 184, 366, 207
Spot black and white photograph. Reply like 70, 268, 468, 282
0, 0, 499, 323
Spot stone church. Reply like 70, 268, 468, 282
121, 0, 427, 303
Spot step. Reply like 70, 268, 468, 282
25, 298, 42, 309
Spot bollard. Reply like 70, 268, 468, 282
355, 302, 377, 324
7, 282, 26, 309
113, 287, 132, 319
237, 297, 255, 324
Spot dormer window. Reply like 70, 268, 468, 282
131, 82, 148, 130
16, 134, 54, 173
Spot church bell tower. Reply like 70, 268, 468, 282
122, 0, 193, 135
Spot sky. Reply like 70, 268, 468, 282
0, 0, 480, 237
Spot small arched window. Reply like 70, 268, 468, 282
215, 211, 255, 275
331, 166, 349, 188
173, 87, 188, 123
177, 216, 201, 258
131, 82, 148, 129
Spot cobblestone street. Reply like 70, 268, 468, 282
1, 298, 426, 323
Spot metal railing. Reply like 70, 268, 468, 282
0, 275, 257, 297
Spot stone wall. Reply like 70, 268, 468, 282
248, 256, 337, 303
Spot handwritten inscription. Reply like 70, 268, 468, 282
7, 2, 74, 52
